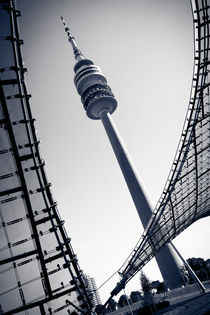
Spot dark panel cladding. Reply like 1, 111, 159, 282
107, 0, 210, 301
0, 1, 92, 314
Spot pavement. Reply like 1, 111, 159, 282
157, 292, 210, 315
107, 281, 210, 315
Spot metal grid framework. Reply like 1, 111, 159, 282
0, 2, 93, 314
109, 0, 210, 298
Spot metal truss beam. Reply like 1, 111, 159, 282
105, 0, 210, 302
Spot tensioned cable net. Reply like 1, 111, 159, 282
107, 0, 210, 300
0, 2, 93, 314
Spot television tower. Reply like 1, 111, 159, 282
61, 18, 183, 289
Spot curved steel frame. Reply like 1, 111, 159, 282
0, 1, 93, 314
106, 0, 210, 301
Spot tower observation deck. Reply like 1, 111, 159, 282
61, 17, 183, 290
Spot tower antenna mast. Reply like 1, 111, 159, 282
61, 16, 84, 61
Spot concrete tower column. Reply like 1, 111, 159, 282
61, 18, 183, 290
99, 110, 152, 228
98, 110, 183, 289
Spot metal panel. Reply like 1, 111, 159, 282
0, 1, 92, 314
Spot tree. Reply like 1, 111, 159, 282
205, 259, 210, 279
187, 257, 209, 282
187, 257, 205, 271
140, 271, 157, 313
150, 280, 161, 290
130, 291, 142, 303
95, 304, 106, 315
107, 298, 117, 312
156, 281, 168, 298
140, 271, 152, 295
179, 265, 190, 285
118, 294, 129, 308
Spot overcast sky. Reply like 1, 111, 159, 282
17, 0, 210, 303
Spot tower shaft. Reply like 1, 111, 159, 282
99, 110, 152, 227
99, 111, 182, 289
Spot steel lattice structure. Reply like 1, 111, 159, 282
0, 1, 93, 314
107, 0, 210, 300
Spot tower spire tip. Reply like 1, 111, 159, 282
60, 16, 84, 61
